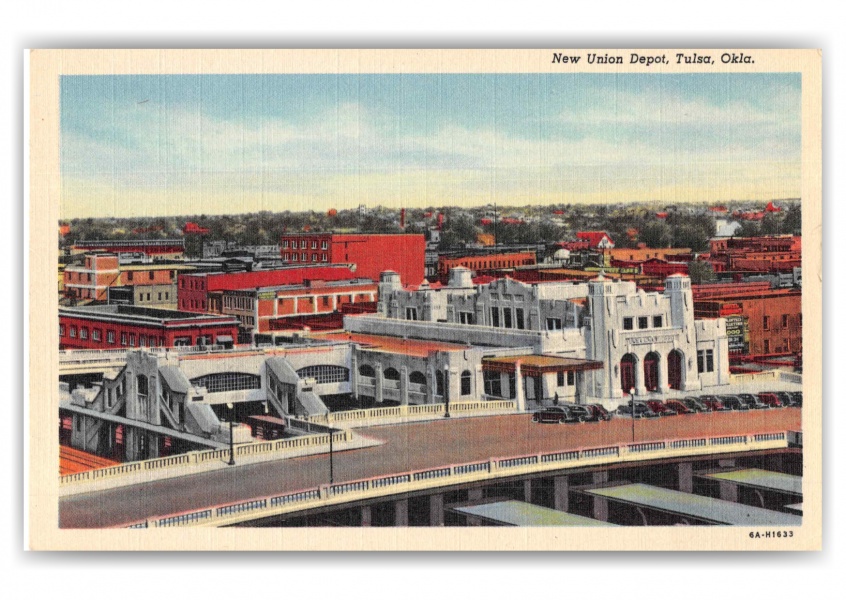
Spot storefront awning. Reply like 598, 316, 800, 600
482, 355, 603, 376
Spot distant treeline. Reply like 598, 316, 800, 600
60, 201, 801, 254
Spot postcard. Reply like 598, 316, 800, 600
28, 49, 821, 550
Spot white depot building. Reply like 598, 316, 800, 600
341, 268, 730, 408
59, 268, 732, 461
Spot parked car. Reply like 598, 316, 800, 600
586, 404, 613, 421
786, 391, 802, 407
774, 391, 796, 407
736, 393, 769, 410
699, 395, 730, 412
665, 399, 695, 414
682, 397, 711, 413
757, 392, 783, 408
567, 405, 592, 422
717, 395, 748, 411
532, 406, 574, 424
646, 400, 678, 416
617, 402, 660, 419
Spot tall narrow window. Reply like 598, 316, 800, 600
461, 370, 472, 396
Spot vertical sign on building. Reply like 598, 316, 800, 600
725, 314, 749, 355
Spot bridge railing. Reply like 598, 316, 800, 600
301, 400, 517, 425
122, 430, 792, 529
60, 430, 352, 489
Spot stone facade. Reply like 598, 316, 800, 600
371, 270, 730, 407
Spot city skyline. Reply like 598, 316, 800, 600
61, 73, 801, 219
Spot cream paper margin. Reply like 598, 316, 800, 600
28, 49, 822, 551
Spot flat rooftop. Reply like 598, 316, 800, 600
313, 332, 469, 357
59, 304, 235, 322
584, 483, 802, 526
452, 500, 612, 527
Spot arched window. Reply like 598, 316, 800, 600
461, 370, 472, 396
620, 353, 637, 394
644, 352, 660, 392
384, 367, 400, 381
409, 371, 426, 385
358, 364, 375, 378
667, 350, 683, 390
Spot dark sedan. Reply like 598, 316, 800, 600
665, 400, 695, 414
617, 402, 660, 419
568, 404, 613, 422
775, 391, 797, 407
532, 406, 574, 424
646, 400, 678, 416
682, 397, 711, 412
717, 395, 748, 411
735, 393, 769, 410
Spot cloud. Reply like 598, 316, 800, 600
60, 82, 802, 218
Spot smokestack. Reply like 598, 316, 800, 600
400, 208, 406, 229
437, 213, 444, 231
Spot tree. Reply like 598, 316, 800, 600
440, 214, 478, 249
688, 260, 717, 284
782, 204, 801, 235
639, 221, 673, 248
667, 213, 715, 252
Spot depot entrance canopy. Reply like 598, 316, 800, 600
482, 355, 603, 377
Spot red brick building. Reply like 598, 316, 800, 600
63, 253, 192, 303
706, 236, 801, 273
279, 233, 425, 285
437, 251, 536, 280
70, 239, 185, 260
693, 286, 802, 357
177, 265, 357, 313
59, 305, 240, 350
218, 277, 378, 335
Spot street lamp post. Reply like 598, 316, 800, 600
444, 371, 451, 418
629, 388, 636, 443
329, 427, 335, 484
226, 402, 236, 466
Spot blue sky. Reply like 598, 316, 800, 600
60, 73, 801, 219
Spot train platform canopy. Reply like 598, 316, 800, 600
583, 483, 802, 526
451, 500, 613, 527
482, 355, 603, 376
696, 468, 802, 496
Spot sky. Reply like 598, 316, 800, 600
60, 73, 801, 219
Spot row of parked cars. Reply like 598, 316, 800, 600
532, 404, 613, 424
618, 391, 803, 419
532, 391, 801, 423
